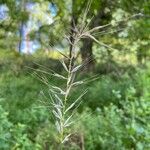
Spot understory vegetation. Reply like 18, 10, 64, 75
0, 50, 149, 150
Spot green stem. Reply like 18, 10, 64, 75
59, 39, 76, 149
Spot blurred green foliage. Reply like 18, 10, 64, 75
0, 51, 150, 149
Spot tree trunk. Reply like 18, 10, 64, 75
69, 12, 77, 59
18, 22, 24, 53
80, 38, 95, 71
80, 1, 109, 71
18, 0, 25, 53
68, 0, 78, 69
